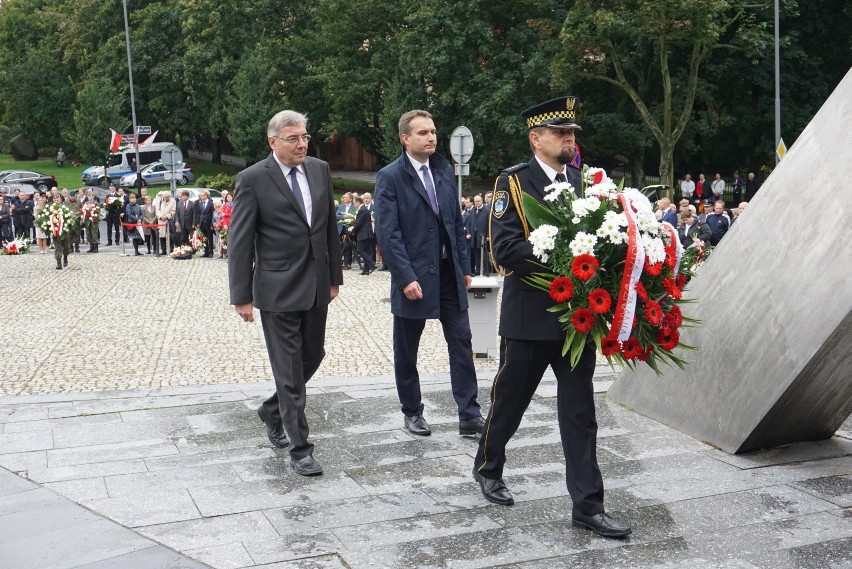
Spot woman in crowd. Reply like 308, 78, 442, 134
677, 210, 712, 248
123, 192, 144, 256
33, 194, 49, 253
219, 192, 234, 258
141, 195, 158, 254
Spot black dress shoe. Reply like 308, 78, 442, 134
572, 512, 632, 538
290, 455, 323, 476
368, 267, 376, 274
459, 416, 486, 436
403, 414, 431, 436
257, 408, 289, 449
473, 469, 514, 506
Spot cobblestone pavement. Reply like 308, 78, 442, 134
1, 247, 537, 395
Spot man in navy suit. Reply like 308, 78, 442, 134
351, 194, 375, 274
195, 190, 215, 257
375, 109, 484, 438
336, 192, 356, 269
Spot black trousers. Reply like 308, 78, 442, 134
474, 338, 603, 516
340, 234, 353, 266
106, 216, 120, 243
357, 237, 375, 272
392, 258, 481, 421
258, 305, 328, 460
201, 226, 214, 255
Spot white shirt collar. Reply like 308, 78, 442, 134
534, 156, 567, 183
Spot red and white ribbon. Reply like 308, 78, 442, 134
50, 211, 64, 237
610, 193, 646, 341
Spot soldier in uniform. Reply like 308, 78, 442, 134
65, 190, 82, 253
50, 195, 71, 269
84, 192, 100, 253
472, 97, 631, 538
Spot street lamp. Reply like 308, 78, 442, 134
774, 0, 781, 164
122, 0, 141, 178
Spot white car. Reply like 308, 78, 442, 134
119, 162, 195, 188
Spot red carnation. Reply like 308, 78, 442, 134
657, 328, 680, 351
645, 261, 663, 276
634, 281, 648, 302
601, 337, 621, 357
662, 278, 682, 300
665, 305, 683, 328
588, 289, 612, 314
665, 252, 677, 268
637, 343, 654, 361
621, 337, 642, 360
572, 254, 600, 282
549, 276, 574, 303
644, 300, 663, 326
570, 308, 596, 334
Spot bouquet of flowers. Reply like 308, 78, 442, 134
170, 244, 195, 259
339, 211, 357, 228
680, 241, 713, 284
522, 166, 697, 374
1, 237, 32, 254
103, 196, 124, 215
35, 203, 78, 239
219, 229, 228, 249
187, 227, 206, 252
81, 202, 105, 224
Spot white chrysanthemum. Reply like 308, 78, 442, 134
569, 231, 598, 257
608, 231, 628, 245
571, 197, 602, 218
542, 182, 574, 202
572, 216, 582, 224
603, 210, 628, 228
586, 179, 618, 201
642, 234, 666, 265
528, 224, 559, 262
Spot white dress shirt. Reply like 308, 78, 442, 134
273, 154, 312, 227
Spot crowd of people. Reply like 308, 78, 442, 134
678, 170, 762, 205
0, 184, 234, 261
655, 195, 748, 250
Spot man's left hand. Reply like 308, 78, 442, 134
330, 285, 340, 301
464, 275, 472, 290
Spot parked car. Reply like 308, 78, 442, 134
69, 186, 111, 201
81, 139, 179, 186
0, 183, 40, 197
178, 187, 223, 205
0, 170, 57, 193
118, 161, 195, 188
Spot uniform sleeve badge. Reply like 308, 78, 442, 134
492, 191, 509, 218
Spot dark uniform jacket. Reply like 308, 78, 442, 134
489, 157, 582, 341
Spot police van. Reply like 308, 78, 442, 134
81, 140, 176, 187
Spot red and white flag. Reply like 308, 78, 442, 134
109, 129, 122, 152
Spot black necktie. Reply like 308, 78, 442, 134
289, 168, 306, 217
555, 172, 567, 183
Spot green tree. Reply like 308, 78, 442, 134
557, 0, 772, 185
67, 75, 128, 163
226, 42, 284, 164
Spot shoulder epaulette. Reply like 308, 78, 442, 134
502, 162, 529, 174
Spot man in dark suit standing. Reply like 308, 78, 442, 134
466, 194, 490, 276
194, 190, 215, 257
351, 194, 375, 274
175, 190, 196, 246
336, 192, 356, 269
472, 97, 631, 539
375, 109, 484, 438
229, 110, 343, 477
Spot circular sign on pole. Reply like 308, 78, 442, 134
160, 144, 183, 168
450, 126, 474, 165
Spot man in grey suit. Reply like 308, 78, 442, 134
228, 110, 343, 477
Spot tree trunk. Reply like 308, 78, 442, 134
659, 144, 674, 187
211, 131, 222, 164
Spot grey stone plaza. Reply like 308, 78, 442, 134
1, 251, 851, 568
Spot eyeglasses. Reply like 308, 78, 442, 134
272, 134, 312, 144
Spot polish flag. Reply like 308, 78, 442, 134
109, 129, 122, 152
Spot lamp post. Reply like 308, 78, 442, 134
122, 0, 141, 178
774, 0, 781, 164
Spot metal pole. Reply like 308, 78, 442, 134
122, 0, 141, 178
774, 0, 781, 164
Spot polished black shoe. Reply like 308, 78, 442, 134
257, 408, 289, 449
368, 267, 376, 274
290, 455, 323, 477
572, 512, 632, 538
459, 416, 486, 436
403, 414, 431, 436
473, 469, 514, 506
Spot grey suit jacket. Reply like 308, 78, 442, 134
228, 153, 343, 312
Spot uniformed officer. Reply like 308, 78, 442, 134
50, 195, 71, 269
472, 97, 631, 538
65, 190, 82, 252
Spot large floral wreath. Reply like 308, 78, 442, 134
521, 166, 699, 374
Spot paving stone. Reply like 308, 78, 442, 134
704, 438, 852, 469
138, 511, 279, 551
72, 544, 213, 569
26, 458, 149, 483
184, 542, 255, 569
0, 450, 47, 475
2, 412, 124, 433
790, 474, 852, 507
0, 486, 64, 516
752, 536, 852, 569
242, 530, 343, 565
144, 446, 278, 472
47, 439, 179, 467
0, 430, 54, 454
344, 454, 472, 495
0, 499, 101, 542
104, 462, 242, 496
263, 490, 449, 534
84, 488, 202, 527
51, 417, 191, 449
0, 466, 38, 496
251, 555, 349, 569
44, 477, 108, 502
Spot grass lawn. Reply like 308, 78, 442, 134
0, 154, 241, 190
